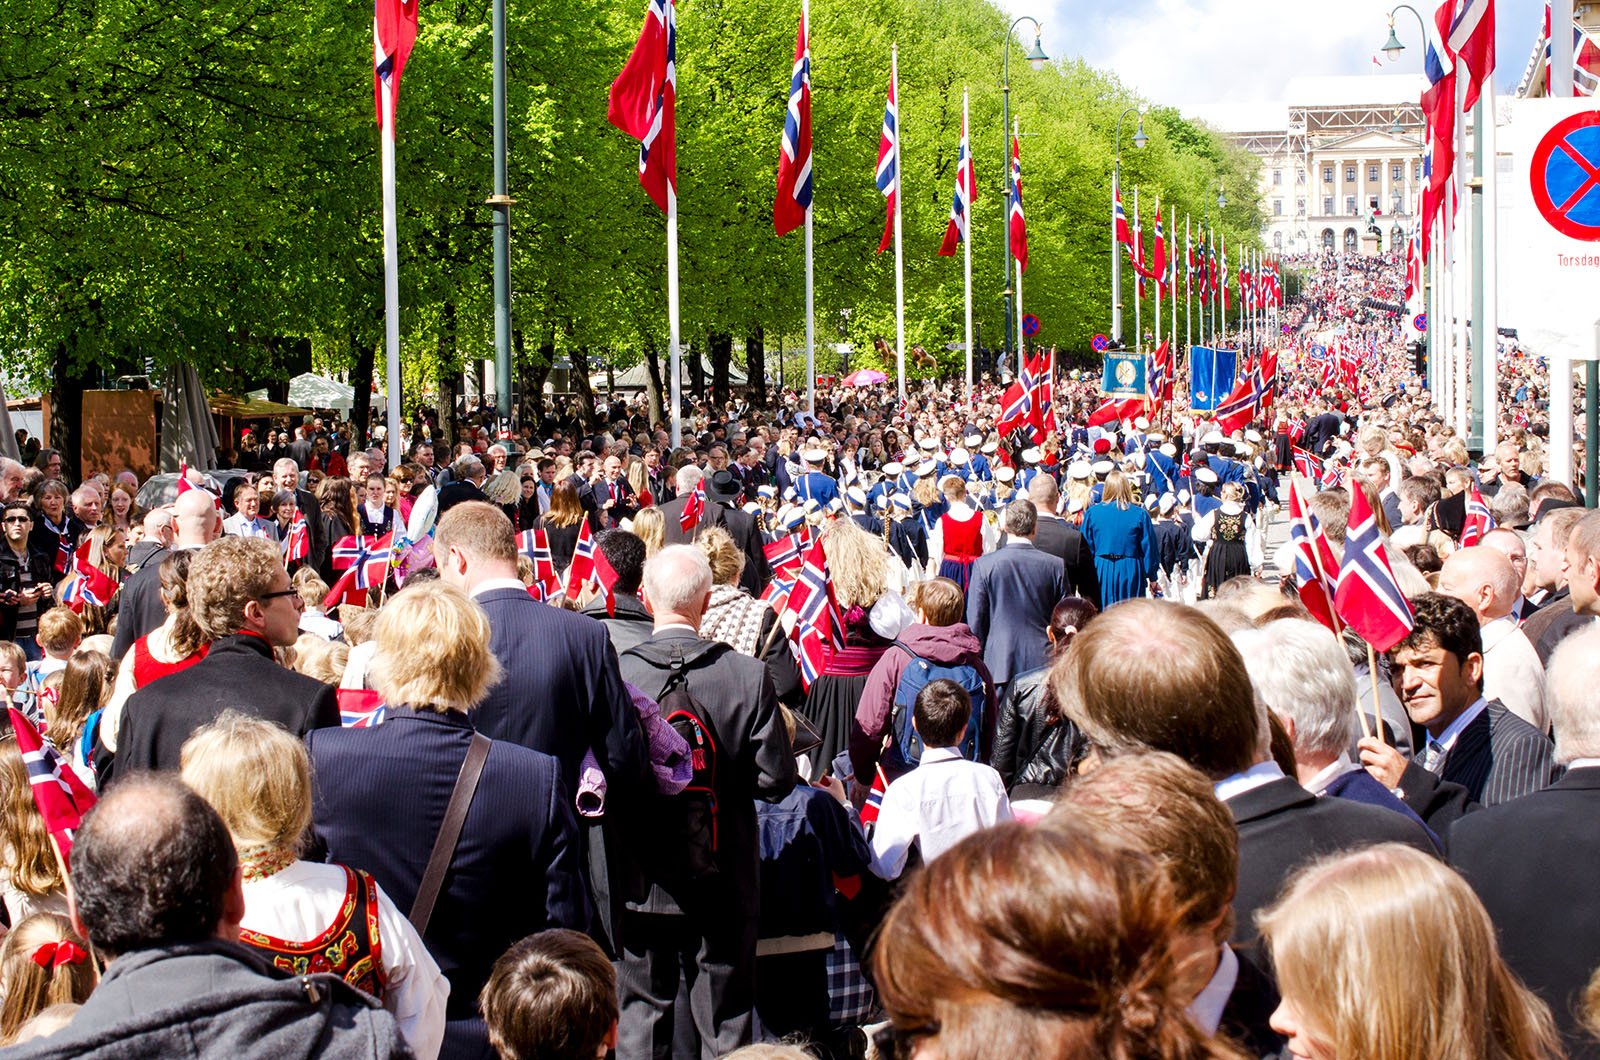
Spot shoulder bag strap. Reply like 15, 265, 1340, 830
409, 730, 491, 934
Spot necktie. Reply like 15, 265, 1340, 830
1419, 739, 1446, 775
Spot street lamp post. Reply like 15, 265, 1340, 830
489, 0, 514, 428
1112, 105, 1147, 347
1002, 17, 1048, 376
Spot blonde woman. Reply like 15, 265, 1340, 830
1259, 844, 1561, 1060
0, 736, 67, 922
181, 712, 447, 1058
1190, 481, 1261, 598
632, 506, 666, 557
0, 914, 95, 1045
305, 581, 588, 1058
1082, 470, 1159, 610
62, 523, 126, 636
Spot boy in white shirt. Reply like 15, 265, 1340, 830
868, 677, 1011, 879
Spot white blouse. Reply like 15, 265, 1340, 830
242, 859, 450, 1060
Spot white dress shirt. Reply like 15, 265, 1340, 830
1186, 944, 1240, 1036
1479, 615, 1548, 733
1420, 696, 1489, 769
1212, 759, 1286, 803
869, 746, 1011, 880
242, 860, 449, 1060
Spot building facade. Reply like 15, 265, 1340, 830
1192, 75, 1427, 256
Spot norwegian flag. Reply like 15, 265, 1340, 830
337, 689, 388, 729
781, 537, 843, 689
773, 1, 813, 236
1544, 5, 1600, 95
874, 68, 898, 253
1114, 187, 1133, 257
1288, 479, 1341, 633
1291, 446, 1324, 481
7, 706, 95, 862
566, 519, 597, 600
1008, 134, 1028, 272
763, 532, 806, 576
374, 0, 419, 128
1207, 231, 1219, 300
1087, 396, 1144, 429
1030, 351, 1054, 426
1423, 3, 1458, 217
332, 534, 373, 572
1447, 0, 1494, 112
1219, 234, 1229, 314
591, 541, 621, 617
1335, 483, 1415, 653
1151, 202, 1167, 291
608, 0, 677, 212
322, 565, 369, 611
518, 527, 559, 590
61, 565, 116, 613
858, 763, 889, 826
1460, 482, 1497, 546
1146, 339, 1173, 406
1258, 348, 1279, 411
760, 570, 798, 614
1216, 365, 1269, 436
679, 479, 706, 532
937, 102, 975, 257
283, 510, 310, 565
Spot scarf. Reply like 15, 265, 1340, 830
698, 584, 772, 657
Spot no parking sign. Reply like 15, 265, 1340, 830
1530, 111, 1600, 241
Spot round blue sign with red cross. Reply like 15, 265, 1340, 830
1091, 333, 1110, 352
1022, 314, 1041, 337
1530, 111, 1600, 241
1413, 313, 1428, 332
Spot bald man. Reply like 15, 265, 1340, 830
111, 489, 220, 661
1437, 546, 1548, 733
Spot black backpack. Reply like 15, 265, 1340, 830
623, 639, 726, 883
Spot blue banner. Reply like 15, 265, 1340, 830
1101, 351, 1145, 397
1188, 346, 1237, 412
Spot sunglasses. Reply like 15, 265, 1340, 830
2, 516, 31, 525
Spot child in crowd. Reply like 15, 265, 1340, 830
0, 913, 96, 1045
28, 608, 81, 685
480, 929, 617, 1060
867, 677, 1011, 880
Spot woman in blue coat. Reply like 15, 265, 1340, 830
1081, 470, 1159, 610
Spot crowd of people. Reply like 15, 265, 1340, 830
1, 247, 1598, 1060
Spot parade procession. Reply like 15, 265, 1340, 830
5, 0, 1600, 1056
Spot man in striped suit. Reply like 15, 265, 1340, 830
1362, 593, 1555, 812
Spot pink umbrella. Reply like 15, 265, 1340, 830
843, 368, 888, 387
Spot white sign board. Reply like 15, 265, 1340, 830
1500, 98, 1600, 361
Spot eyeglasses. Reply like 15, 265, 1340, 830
257, 589, 305, 608
2, 516, 30, 525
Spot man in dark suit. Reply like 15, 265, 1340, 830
615, 545, 797, 1060
1024, 474, 1094, 599
288, 424, 314, 469
1450, 626, 1600, 1058
580, 453, 638, 532
1060, 599, 1436, 978
110, 488, 220, 661
968, 500, 1066, 702
306, 585, 587, 1057
435, 454, 488, 515
1360, 593, 1554, 813
112, 537, 338, 778
660, 467, 769, 596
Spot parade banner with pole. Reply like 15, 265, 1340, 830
374, 0, 418, 471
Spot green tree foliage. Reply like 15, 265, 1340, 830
0, 0, 1265, 414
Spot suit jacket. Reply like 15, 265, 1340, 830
473, 587, 649, 803
965, 542, 1066, 684
1028, 515, 1094, 599
308, 707, 588, 1028
580, 477, 637, 531
1219, 945, 1284, 1060
1450, 766, 1600, 1057
109, 545, 175, 661
112, 634, 339, 777
1398, 700, 1555, 808
581, 592, 655, 656
435, 479, 487, 516
1227, 776, 1435, 973
659, 496, 770, 596
616, 628, 798, 918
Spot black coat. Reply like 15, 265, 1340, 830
990, 667, 1077, 792
659, 497, 770, 596
0, 544, 55, 642
616, 629, 798, 918
1450, 767, 1600, 1057
473, 587, 649, 803
1030, 514, 1096, 599
1227, 776, 1436, 973
308, 708, 588, 1040
1396, 700, 1555, 809
110, 634, 340, 778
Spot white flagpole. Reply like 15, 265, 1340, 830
1481, 79, 1498, 455
962, 88, 973, 410
668, 188, 683, 447
1012, 118, 1024, 365
804, 0, 815, 416
1134, 186, 1142, 357
380, 88, 403, 471
892, 44, 906, 402
1452, 73, 1469, 440
1171, 240, 1177, 357
1154, 197, 1162, 351
1185, 214, 1193, 355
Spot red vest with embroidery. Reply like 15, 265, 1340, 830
238, 866, 388, 1001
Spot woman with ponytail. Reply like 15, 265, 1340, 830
873, 819, 1246, 1060
0, 914, 96, 1044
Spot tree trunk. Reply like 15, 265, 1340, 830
709, 331, 732, 411
569, 345, 598, 429
349, 332, 376, 443
50, 341, 86, 482
745, 327, 766, 408
687, 339, 705, 400
643, 343, 666, 429
514, 329, 549, 431
436, 302, 459, 451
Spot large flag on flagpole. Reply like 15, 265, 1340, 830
1008, 132, 1028, 273
874, 62, 898, 254
374, 0, 418, 473
939, 90, 976, 407
774, 1, 813, 236
609, 0, 683, 444
1446, 0, 1494, 112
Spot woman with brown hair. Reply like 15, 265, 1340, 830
0, 736, 68, 922
107, 481, 142, 533
45, 649, 110, 785
99, 551, 209, 763
535, 478, 587, 574
1083, 470, 1160, 610
873, 818, 1245, 1060
1259, 843, 1561, 1060
315, 476, 359, 582
991, 596, 1098, 800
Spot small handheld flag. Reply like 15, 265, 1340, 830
7, 706, 96, 862
680, 480, 706, 532
1335, 484, 1415, 653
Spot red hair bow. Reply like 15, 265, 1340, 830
30, 940, 87, 970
